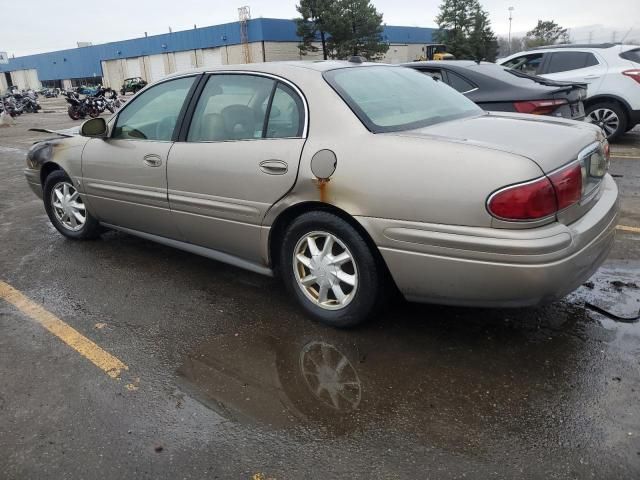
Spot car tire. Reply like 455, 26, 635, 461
43, 170, 101, 240
586, 102, 628, 141
279, 211, 385, 328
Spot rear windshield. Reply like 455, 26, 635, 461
620, 48, 640, 64
324, 66, 482, 133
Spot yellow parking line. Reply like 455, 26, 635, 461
617, 225, 640, 234
0, 281, 128, 379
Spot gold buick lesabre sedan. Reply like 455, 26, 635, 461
24, 60, 618, 327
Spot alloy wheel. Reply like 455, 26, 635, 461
293, 231, 358, 310
51, 182, 86, 231
587, 108, 620, 138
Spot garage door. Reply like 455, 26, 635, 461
102, 60, 124, 90
174, 51, 194, 72
24, 69, 40, 89
11, 70, 27, 89
147, 55, 166, 82
125, 57, 142, 78
202, 48, 222, 67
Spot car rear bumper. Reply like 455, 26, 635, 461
356, 174, 619, 307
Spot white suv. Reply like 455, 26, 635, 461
499, 44, 640, 140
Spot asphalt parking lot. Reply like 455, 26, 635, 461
1, 97, 640, 479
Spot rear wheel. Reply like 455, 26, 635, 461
279, 211, 385, 328
43, 170, 101, 240
586, 102, 628, 141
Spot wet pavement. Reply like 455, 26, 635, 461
1, 100, 640, 479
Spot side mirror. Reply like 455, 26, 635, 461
80, 117, 107, 138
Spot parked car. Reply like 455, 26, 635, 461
24, 61, 618, 327
403, 60, 587, 120
120, 76, 147, 95
499, 44, 640, 140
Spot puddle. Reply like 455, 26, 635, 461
177, 260, 640, 462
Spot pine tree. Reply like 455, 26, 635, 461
525, 20, 568, 48
325, 0, 389, 60
295, 0, 389, 61
434, 0, 497, 61
295, 0, 334, 59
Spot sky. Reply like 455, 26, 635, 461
2, 0, 639, 57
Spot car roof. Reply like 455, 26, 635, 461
530, 43, 619, 50
404, 60, 493, 68
163, 59, 389, 80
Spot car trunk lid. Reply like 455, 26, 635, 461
387, 113, 608, 226
390, 112, 600, 174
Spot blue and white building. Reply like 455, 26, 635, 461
0, 18, 435, 91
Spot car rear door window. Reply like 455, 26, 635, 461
445, 71, 476, 93
264, 83, 304, 138
187, 74, 275, 142
112, 76, 195, 141
419, 69, 444, 81
545, 52, 599, 74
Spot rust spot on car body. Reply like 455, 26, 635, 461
313, 178, 331, 203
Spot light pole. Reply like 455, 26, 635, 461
508, 7, 514, 54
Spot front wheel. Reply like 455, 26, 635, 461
67, 105, 81, 120
43, 170, 101, 240
279, 211, 386, 328
585, 102, 628, 141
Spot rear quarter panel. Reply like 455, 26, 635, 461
269, 130, 545, 228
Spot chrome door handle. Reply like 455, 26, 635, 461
584, 75, 600, 79
259, 159, 288, 175
143, 154, 162, 167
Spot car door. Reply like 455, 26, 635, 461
539, 51, 606, 95
167, 73, 307, 263
82, 75, 198, 238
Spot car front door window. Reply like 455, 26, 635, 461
113, 76, 196, 141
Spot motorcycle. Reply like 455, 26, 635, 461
64, 91, 91, 120
1, 95, 22, 117
14, 91, 41, 113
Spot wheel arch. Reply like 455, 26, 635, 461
40, 161, 63, 186
584, 94, 632, 119
268, 201, 395, 286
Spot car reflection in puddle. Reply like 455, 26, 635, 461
177, 261, 640, 461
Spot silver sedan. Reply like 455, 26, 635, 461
24, 60, 619, 327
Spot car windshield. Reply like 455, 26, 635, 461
324, 66, 482, 133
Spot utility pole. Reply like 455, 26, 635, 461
588, 31, 593, 44
508, 7, 514, 54
612, 31, 617, 43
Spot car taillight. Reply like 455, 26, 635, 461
622, 69, 640, 85
487, 162, 584, 221
548, 162, 583, 210
487, 177, 557, 220
513, 99, 568, 115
